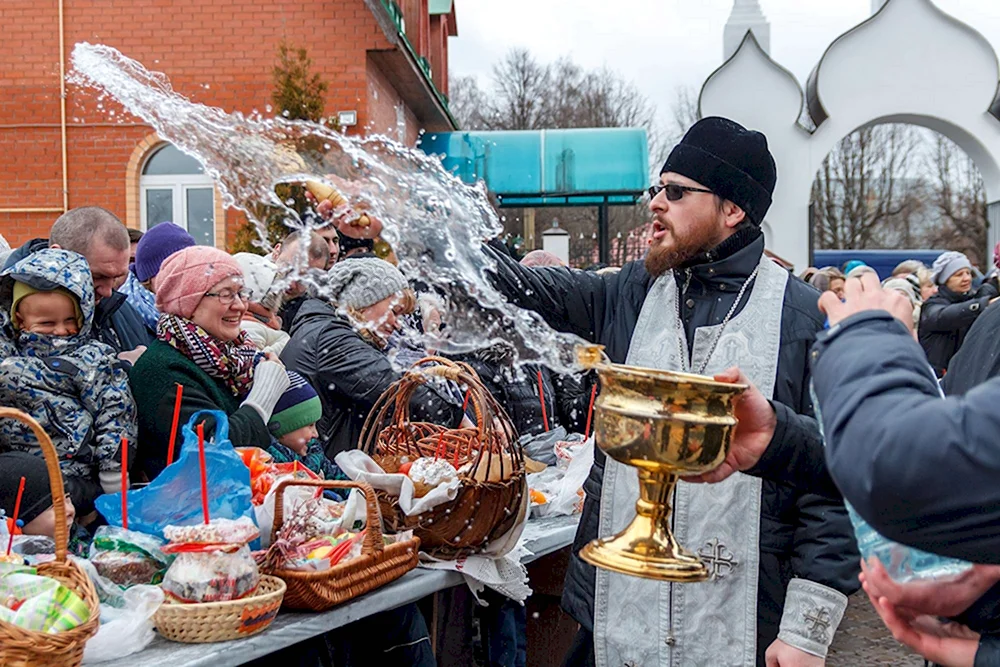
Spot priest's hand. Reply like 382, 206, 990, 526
866, 585, 979, 667
764, 639, 824, 667
861, 557, 1000, 618
819, 272, 914, 334
681, 367, 776, 484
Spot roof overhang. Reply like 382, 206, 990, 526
364, 0, 458, 132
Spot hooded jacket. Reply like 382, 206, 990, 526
281, 297, 464, 459
0, 249, 137, 481
484, 229, 859, 664
3, 238, 153, 355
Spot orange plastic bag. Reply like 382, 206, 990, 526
237, 448, 322, 505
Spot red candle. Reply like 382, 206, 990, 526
585, 384, 598, 440
121, 437, 129, 530
6, 476, 25, 556
197, 421, 210, 525
166, 383, 183, 466
537, 370, 550, 432
455, 389, 473, 466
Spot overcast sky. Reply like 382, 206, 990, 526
449, 0, 1000, 132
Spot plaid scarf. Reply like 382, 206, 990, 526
156, 313, 261, 399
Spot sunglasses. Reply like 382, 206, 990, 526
647, 183, 714, 201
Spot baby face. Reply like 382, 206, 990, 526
16, 291, 79, 336
278, 423, 319, 457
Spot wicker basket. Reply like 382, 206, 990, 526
359, 357, 527, 559
153, 574, 285, 643
261, 479, 420, 612
0, 407, 101, 667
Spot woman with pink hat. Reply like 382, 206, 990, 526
129, 246, 290, 478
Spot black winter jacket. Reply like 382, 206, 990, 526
486, 228, 860, 661
461, 346, 583, 437
942, 299, 1000, 397
919, 283, 997, 377
281, 298, 464, 459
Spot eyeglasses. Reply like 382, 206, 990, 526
648, 183, 714, 201
203, 288, 250, 305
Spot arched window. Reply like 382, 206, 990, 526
139, 144, 215, 245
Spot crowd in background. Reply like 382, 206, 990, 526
799, 246, 1000, 378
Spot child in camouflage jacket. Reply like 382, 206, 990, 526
0, 248, 137, 518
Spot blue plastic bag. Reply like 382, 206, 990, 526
96, 410, 255, 540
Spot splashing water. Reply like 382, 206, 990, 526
70, 43, 585, 371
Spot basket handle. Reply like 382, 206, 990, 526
271, 478, 384, 557
0, 407, 70, 563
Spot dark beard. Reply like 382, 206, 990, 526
644, 236, 716, 277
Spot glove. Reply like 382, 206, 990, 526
100, 470, 126, 495
241, 360, 291, 423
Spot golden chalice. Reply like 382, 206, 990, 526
577, 345, 746, 582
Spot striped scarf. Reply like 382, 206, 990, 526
156, 313, 261, 399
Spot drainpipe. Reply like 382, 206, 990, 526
0, 0, 68, 216
58, 0, 68, 212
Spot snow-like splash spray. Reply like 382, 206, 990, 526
70, 43, 586, 371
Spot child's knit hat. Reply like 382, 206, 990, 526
268, 371, 322, 438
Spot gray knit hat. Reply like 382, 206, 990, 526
931, 251, 972, 286
326, 257, 408, 310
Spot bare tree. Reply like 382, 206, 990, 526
448, 74, 488, 130
921, 134, 988, 267
811, 124, 925, 250
484, 48, 552, 130
448, 49, 668, 266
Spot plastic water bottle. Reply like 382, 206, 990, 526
845, 502, 972, 582
811, 380, 973, 582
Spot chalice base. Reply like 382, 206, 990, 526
580, 524, 708, 582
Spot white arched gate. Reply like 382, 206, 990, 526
699, 0, 1000, 270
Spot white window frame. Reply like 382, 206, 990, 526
139, 170, 216, 236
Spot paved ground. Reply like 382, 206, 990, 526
828, 591, 924, 666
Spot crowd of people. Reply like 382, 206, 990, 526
2, 113, 1000, 667
0, 202, 593, 665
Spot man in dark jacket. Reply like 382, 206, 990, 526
488, 117, 858, 666
4, 207, 153, 359
798, 272, 1000, 667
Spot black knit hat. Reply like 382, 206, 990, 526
661, 116, 777, 225
0, 452, 53, 526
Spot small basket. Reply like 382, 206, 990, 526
0, 407, 101, 667
153, 574, 286, 643
360, 357, 527, 559
261, 479, 420, 612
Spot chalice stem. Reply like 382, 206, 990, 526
635, 469, 687, 559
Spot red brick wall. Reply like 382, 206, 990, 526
0, 0, 425, 249
365, 55, 420, 145
429, 15, 448, 97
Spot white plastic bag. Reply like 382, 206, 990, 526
254, 479, 319, 548
335, 450, 462, 516
82, 585, 163, 664
533, 437, 594, 517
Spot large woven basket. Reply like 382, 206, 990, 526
262, 479, 420, 612
359, 357, 527, 559
153, 575, 285, 643
0, 407, 101, 667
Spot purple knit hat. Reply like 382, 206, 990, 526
155, 246, 244, 319
134, 222, 196, 282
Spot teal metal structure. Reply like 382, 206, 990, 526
419, 128, 649, 263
